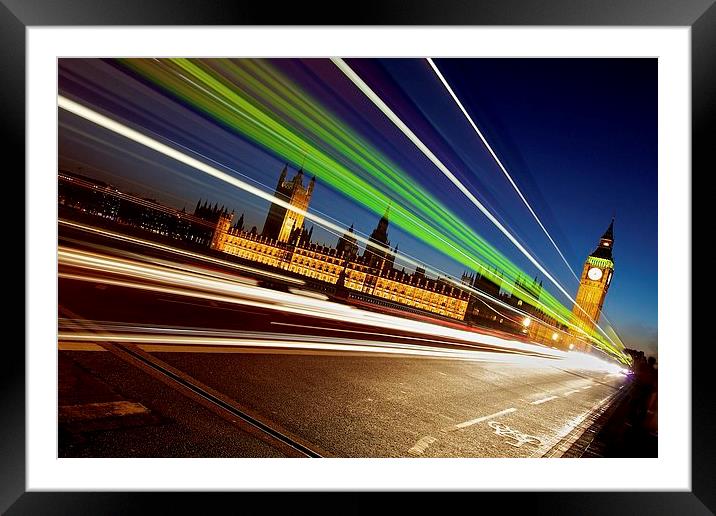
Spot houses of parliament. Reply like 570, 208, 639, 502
207, 166, 471, 321
59, 165, 615, 350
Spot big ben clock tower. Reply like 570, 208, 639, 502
570, 219, 615, 351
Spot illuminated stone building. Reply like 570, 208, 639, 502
209, 211, 469, 320
207, 170, 468, 320
570, 219, 615, 351
262, 165, 315, 243
461, 269, 569, 347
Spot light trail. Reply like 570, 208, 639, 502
59, 89, 624, 358
58, 245, 556, 355
57, 318, 538, 358
57, 245, 546, 356
330, 58, 620, 353
61, 216, 600, 351
58, 243, 626, 372
58, 330, 549, 364
58, 96, 611, 352
141, 59, 519, 281
426, 59, 628, 350
57, 330, 623, 372
426, 57, 580, 282
116, 59, 599, 334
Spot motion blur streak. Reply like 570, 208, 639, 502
116, 59, 622, 356
57, 329, 622, 373
58, 94, 621, 359
58, 96, 435, 283
426, 58, 580, 282
58, 244, 623, 374
58, 330, 543, 363
331, 58, 619, 352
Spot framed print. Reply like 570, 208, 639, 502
5, 0, 714, 513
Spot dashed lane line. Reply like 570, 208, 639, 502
531, 396, 559, 405
564, 390, 580, 396
444, 407, 517, 432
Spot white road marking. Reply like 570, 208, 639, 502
564, 390, 580, 396
408, 436, 437, 456
445, 407, 517, 432
581, 385, 592, 389
488, 421, 543, 448
438, 372, 448, 376
531, 396, 559, 405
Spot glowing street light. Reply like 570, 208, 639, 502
552, 332, 560, 341
522, 317, 531, 327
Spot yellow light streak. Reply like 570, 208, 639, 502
58, 244, 623, 373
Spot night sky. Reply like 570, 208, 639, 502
58, 58, 657, 357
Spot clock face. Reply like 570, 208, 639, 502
587, 267, 603, 281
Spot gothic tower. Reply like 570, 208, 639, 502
262, 165, 315, 243
336, 223, 359, 261
210, 208, 234, 251
363, 205, 395, 270
570, 219, 615, 351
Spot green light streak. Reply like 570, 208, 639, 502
117, 58, 625, 360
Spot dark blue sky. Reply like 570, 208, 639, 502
58, 58, 657, 356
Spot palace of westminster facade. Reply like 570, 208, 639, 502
207, 165, 471, 321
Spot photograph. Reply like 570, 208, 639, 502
56, 57, 658, 459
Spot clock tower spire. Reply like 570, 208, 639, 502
570, 218, 615, 351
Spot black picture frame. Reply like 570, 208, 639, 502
5, 0, 713, 513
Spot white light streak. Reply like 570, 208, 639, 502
59, 94, 618, 356
330, 59, 620, 351
58, 244, 624, 375
426, 57, 580, 282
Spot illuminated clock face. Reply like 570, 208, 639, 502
587, 267, 603, 281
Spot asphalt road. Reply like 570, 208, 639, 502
57, 221, 629, 458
